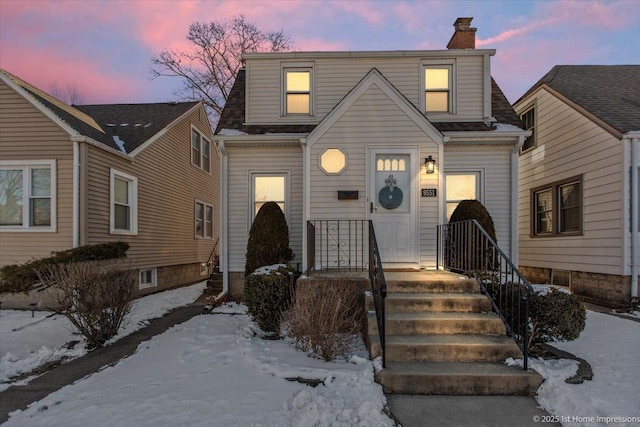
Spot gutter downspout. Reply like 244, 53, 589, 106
73, 141, 80, 248
631, 135, 639, 300
511, 136, 526, 264
300, 137, 309, 273
218, 140, 229, 294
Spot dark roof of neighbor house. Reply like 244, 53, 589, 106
517, 65, 640, 135
215, 69, 523, 135
2, 68, 199, 154
75, 102, 199, 153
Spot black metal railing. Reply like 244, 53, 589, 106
437, 219, 533, 370
368, 221, 387, 368
305, 220, 369, 272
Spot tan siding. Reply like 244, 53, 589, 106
246, 55, 486, 124
517, 89, 624, 275
85, 107, 220, 270
444, 145, 513, 257
0, 81, 74, 266
226, 146, 303, 272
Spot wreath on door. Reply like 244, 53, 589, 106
378, 174, 403, 210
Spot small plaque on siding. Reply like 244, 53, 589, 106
421, 188, 437, 197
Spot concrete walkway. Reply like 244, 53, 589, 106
0, 304, 204, 423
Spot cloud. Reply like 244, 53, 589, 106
332, 0, 385, 25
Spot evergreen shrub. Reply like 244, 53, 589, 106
244, 265, 297, 334
0, 242, 130, 294
245, 202, 293, 277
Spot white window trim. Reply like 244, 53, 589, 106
191, 125, 212, 174
444, 170, 484, 219
281, 62, 315, 118
110, 168, 138, 235
194, 199, 215, 240
248, 171, 290, 232
421, 59, 456, 116
0, 159, 57, 232
139, 267, 157, 290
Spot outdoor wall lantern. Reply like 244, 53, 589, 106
424, 156, 436, 174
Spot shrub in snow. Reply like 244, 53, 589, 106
528, 287, 586, 349
284, 278, 364, 361
1, 242, 129, 293
447, 200, 497, 272
36, 260, 135, 349
244, 265, 297, 334
244, 202, 293, 277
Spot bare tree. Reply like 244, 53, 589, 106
151, 14, 292, 125
49, 82, 85, 105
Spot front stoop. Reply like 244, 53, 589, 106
365, 272, 542, 396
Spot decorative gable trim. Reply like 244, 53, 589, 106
128, 102, 206, 157
305, 68, 445, 147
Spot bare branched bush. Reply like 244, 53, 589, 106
284, 279, 364, 361
36, 260, 135, 349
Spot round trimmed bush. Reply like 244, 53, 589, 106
449, 199, 497, 242
244, 266, 297, 334
245, 202, 293, 277
529, 287, 586, 348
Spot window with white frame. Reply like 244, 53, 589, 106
191, 127, 211, 173
0, 160, 56, 231
531, 176, 582, 236
251, 173, 287, 222
110, 169, 138, 235
195, 200, 214, 239
283, 66, 312, 115
139, 268, 157, 289
520, 106, 536, 152
445, 172, 481, 220
423, 61, 454, 114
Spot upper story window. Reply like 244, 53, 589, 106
531, 176, 582, 237
110, 168, 138, 235
283, 64, 313, 116
0, 160, 56, 232
191, 126, 211, 173
425, 67, 452, 113
520, 106, 536, 152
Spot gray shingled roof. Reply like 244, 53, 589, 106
517, 65, 640, 135
216, 69, 522, 135
75, 102, 198, 153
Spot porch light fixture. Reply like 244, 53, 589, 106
424, 156, 436, 174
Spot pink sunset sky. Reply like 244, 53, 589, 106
1, 0, 638, 114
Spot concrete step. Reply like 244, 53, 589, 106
385, 278, 479, 294
367, 293, 492, 313
376, 361, 543, 395
366, 311, 506, 336
370, 334, 522, 362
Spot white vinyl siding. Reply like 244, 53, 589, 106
445, 145, 513, 257
246, 54, 486, 124
517, 88, 625, 276
0, 159, 56, 232
226, 146, 303, 272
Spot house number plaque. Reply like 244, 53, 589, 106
421, 188, 437, 197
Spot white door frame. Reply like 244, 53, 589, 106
367, 147, 420, 267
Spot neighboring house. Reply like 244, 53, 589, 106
514, 65, 640, 306
0, 69, 219, 307
213, 18, 529, 296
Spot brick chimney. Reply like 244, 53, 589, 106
447, 17, 476, 49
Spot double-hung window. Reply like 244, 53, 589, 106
251, 173, 287, 225
195, 200, 214, 239
110, 169, 138, 235
531, 176, 582, 236
191, 127, 211, 173
520, 106, 536, 152
283, 66, 312, 115
423, 61, 454, 114
0, 160, 56, 231
445, 172, 481, 220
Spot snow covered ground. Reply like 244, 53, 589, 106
3, 303, 393, 426
0, 281, 206, 391
2, 286, 639, 426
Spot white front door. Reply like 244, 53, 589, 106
368, 148, 419, 265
